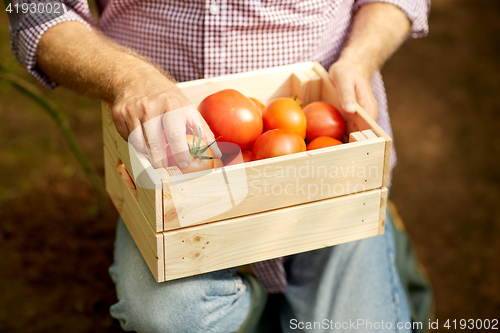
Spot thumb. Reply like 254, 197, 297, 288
330, 70, 357, 114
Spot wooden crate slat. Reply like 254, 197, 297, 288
177, 62, 318, 106
162, 189, 384, 281
305, 68, 322, 102
165, 168, 234, 228
349, 131, 368, 143
104, 147, 165, 282
102, 102, 163, 233
353, 107, 392, 188
177, 62, 314, 90
129, 145, 164, 232
362, 129, 378, 140
102, 102, 129, 169
291, 71, 310, 101
378, 187, 388, 235
178, 71, 293, 106
163, 138, 385, 230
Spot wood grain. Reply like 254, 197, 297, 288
163, 138, 385, 229
104, 147, 165, 282
362, 129, 378, 140
378, 187, 388, 235
291, 71, 310, 101
102, 102, 164, 233
177, 62, 314, 103
305, 68, 322, 101
349, 131, 368, 143
163, 189, 385, 281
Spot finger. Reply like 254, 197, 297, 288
330, 70, 357, 113
197, 113, 221, 157
112, 104, 132, 141
126, 116, 147, 154
183, 107, 202, 139
143, 114, 168, 169
162, 110, 191, 169
181, 105, 221, 157
355, 82, 379, 122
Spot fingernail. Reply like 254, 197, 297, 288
344, 102, 357, 113
178, 161, 189, 169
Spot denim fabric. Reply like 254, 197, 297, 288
280, 207, 412, 333
108, 221, 252, 333
109, 207, 411, 333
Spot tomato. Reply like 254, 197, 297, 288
167, 134, 222, 174
213, 157, 224, 169
262, 98, 307, 139
289, 96, 311, 108
224, 150, 254, 166
249, 98, 265, 115
199, 89, 263, 150
303, 101, 346, 141
252, 129, 306, 160
306, 136, 343, 150
242, 150, 255, 162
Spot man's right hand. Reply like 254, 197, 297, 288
111, 64, 220, 169
37, 21, 220, 170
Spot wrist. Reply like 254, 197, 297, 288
335, 52, 376, 80
110, 56, 149, 99
109, 55, 193, 112
109, 54, 171, 100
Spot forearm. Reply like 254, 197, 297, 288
37, 21, 218, 168
329, 3, 412, 118
37, 21, 177, 103
339, 2, 411, 78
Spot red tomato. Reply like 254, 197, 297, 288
262, 98, 307, 139
167, 135, 222, 174
303, 101, 346, 141
306, 136, 343, 150
224, 150, 254, 166
199, 89, 263, 150
249, 98, 265, 115
223, 152, 238, 166
242, 150, 255, 162
252, 129, 306, 160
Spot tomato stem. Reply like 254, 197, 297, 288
300, 99, 313, 106
187, 126, 222, 160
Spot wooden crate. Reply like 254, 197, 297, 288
103, 61, 391, 282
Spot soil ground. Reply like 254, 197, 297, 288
0, 0, 499, 332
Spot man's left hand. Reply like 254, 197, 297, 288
328, 60, 378, 122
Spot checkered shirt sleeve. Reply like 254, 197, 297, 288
354, 0, 431, 38
9, 0, 94, 89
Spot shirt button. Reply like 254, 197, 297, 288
209, 3, 220, 15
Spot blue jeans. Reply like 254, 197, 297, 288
109, 208, 412, 333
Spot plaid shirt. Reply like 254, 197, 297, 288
10, 0, 429, 294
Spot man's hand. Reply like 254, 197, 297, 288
328, 3, 411, 121
112, 64, 220, 169
329, 59, 378, 121
38, 21, 220, 170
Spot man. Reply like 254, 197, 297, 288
10, 1, 429, 332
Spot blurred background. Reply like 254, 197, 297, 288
0, 0, 499, 332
